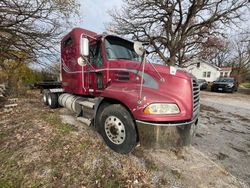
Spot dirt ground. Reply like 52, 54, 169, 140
194, 91, 250, 186
0, 90, 249, 187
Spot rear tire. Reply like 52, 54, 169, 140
43, 89, 49, 105
48, 92, 58, 109
98, 104, 137, 154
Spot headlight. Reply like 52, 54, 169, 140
144, 103, 180, 115
227, 83, 234, 87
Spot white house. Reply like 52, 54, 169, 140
184, 60, 221, 82
220, 67, 232, 77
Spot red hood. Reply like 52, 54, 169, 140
102, 59, 194, 122
108, 59, 193, 81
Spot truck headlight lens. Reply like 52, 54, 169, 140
144, 103, 180, 115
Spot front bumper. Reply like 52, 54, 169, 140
136, 116, 199, 149
212, 85, 233, 92
136, 116, 198, 127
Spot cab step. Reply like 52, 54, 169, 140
87, 98, 97, 102
78, 101, 95, 109
77, 117, 92, 126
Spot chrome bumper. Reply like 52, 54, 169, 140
136, 116, 198, 127
136, 116, 199, 149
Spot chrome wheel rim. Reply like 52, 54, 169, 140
104, 116, 126, 145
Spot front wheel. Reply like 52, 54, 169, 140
98, 104, 137, 154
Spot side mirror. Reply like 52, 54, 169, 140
134, 41, 145, 56
80, 37, 89, 56
77, 57, 85, 66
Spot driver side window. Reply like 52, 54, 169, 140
89, 42, 102, 67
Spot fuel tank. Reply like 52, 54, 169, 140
58, 93, 84, 115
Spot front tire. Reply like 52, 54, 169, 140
98, 104, 137, 154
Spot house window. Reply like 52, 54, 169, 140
203, 71, 211, 78
220, 72, 223, 77
207, 72, 211, 78
197, 63, 200, 68
224, 72, 228, 77
203, 72, 206, 77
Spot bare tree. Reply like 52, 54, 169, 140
200, 37, 231, 67
0, 0, 80, 68
108, 0, 249, 66
231, 36, 250, 81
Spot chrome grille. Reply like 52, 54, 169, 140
192, 78, 200, 116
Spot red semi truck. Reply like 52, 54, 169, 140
43, 28, 200, 154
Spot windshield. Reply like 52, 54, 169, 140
216, 78, 234, 82
105, 36, 142, 62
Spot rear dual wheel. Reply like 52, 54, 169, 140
43, 90, 58, 109
48, 92, 58, 109
43, 89, 49, 105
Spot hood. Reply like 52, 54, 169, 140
146, 63, 193, 81
108, 59, 193, 81
105, 59, 195, 121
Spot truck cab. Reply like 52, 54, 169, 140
44, 28, 200, 153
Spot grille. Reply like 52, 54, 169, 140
192, 78, 200, 117
216, 84, 226, 88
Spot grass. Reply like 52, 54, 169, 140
0, 92, 154, 187
0, 132, 7, 140
0, 150, 24, 188
42, 113, 76, 135
0, 179, 12, 188
79, 140, 91, 150
241, 82, 250, 88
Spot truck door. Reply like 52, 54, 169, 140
61, 35, 78, 93
88, 41, 106, 92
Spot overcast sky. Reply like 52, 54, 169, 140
76, 1, 249, 38
77, 0, 123, 34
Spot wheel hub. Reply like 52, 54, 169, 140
104, 116, 126, 145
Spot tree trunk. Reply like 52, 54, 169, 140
168, 50, 177, 66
